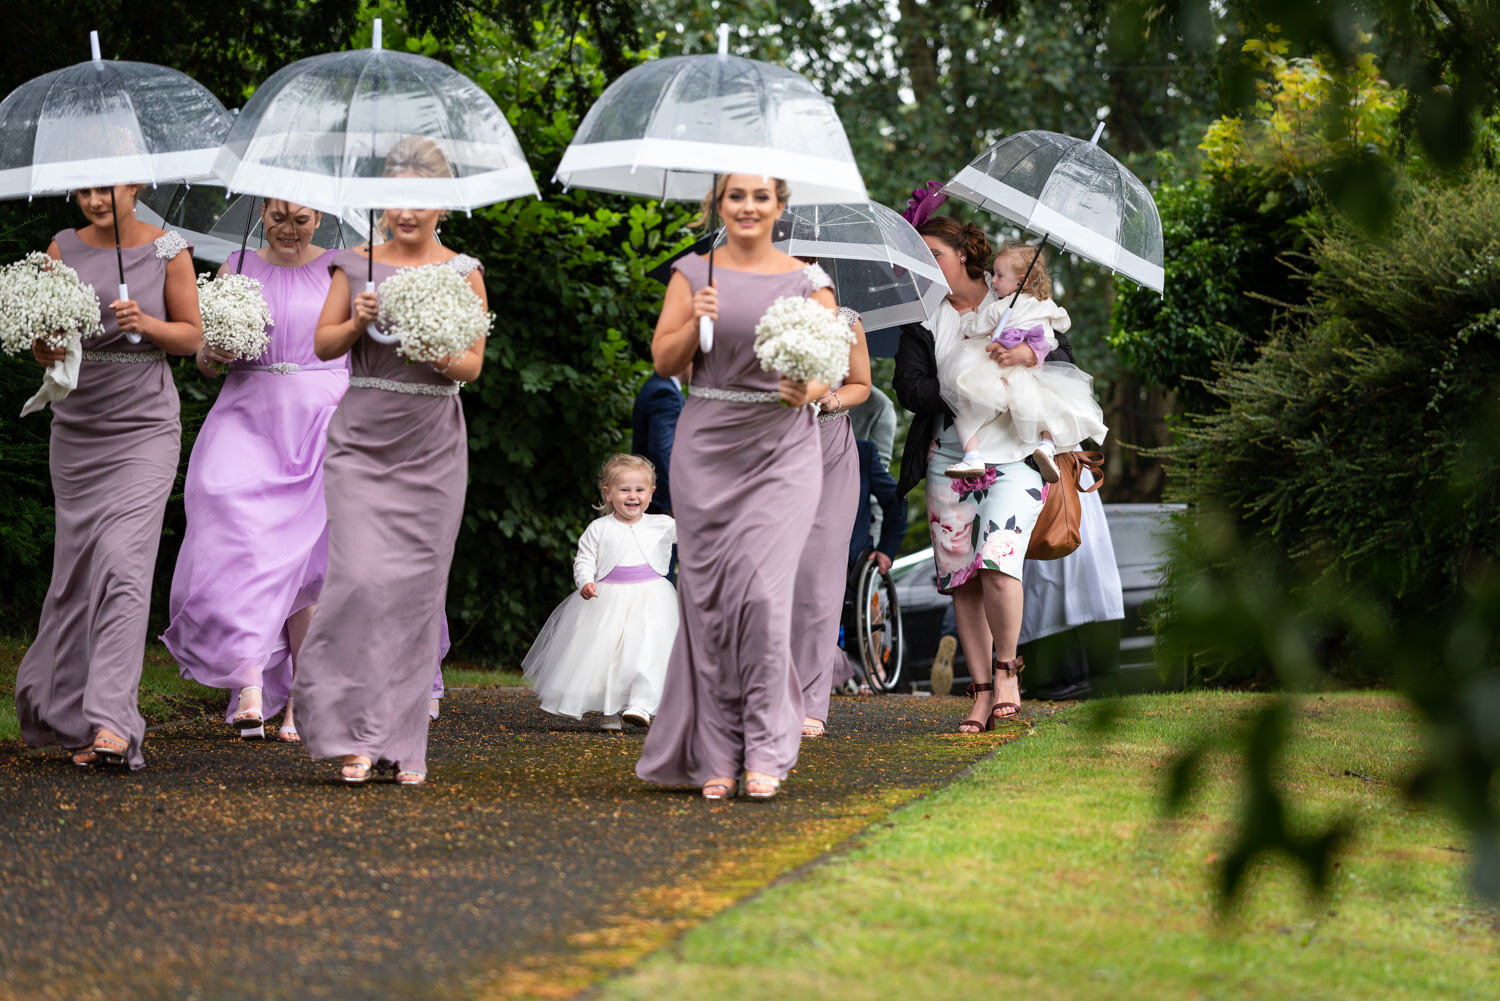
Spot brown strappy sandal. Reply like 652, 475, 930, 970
958, 681, 994, 734
992, 655, 1025, 721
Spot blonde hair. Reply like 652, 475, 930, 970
593, 453, 656, 512
696, 174, 790, 229
995, 241, 1053, 301
377, 136, 452, 239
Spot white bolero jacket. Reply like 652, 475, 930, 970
572, 513, 678, 587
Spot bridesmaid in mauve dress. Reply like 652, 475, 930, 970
791, 305, 872, 737
292, 137, 487, 787
16, 184, 202, 770
161, 200, 347, 742
636, 172, 838, 801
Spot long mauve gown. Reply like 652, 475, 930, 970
636, 256, 825, 787
791, 411, 860, 725
291, 250, 480, 776
15, 229, 191, 770
161, 248, 347, 723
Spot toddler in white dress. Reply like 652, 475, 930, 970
522, 454, 678, 730
940, 243, 1108, 481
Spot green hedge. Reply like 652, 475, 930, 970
1156, 173, 1500, 680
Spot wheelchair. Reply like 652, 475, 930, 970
840, 547, 904, 693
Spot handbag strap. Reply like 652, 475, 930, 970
1070, 450, 1105, 494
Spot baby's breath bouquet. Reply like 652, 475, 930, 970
752, 295, 854, 388
377, 263, 491, 364
0, 252, 102, 355
197, 272, 272, 363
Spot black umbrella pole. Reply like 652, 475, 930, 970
706, 174, 718, 287
368, 210, 375, 288
1009, 237, 1047, 311
235, 195, 256, 275
109, 186, 126, 291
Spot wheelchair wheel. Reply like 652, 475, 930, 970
853, 556, 903, 692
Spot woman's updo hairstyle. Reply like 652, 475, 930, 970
377, 136, 452, 239
697, 174, 791, 229
917, 215, 992, 282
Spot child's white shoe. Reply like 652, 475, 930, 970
599, 713, 623, 732
1031, 441, 1060, 484
944, 453, 987, 479
429, 698, 441, 721
622, 706, 652, 729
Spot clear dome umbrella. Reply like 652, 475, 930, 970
212, 19, 538, 340
136, 184, 377, 266
769, 201, 949, 356
555, 25, 867, 350
0, 30, 232, 339
943, 124, 1164, 332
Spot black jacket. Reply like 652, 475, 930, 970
890, 322, 1076, 498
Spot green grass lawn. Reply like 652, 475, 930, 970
0, 635, 525, 743
600, 692, 1498, 1001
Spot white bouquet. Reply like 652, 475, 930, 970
197, 272, 272, 363
377, 263, 492, 364
0, 252, 102, 355
752, 295, 854, 387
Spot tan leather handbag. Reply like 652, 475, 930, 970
1025, 451, 1103, 561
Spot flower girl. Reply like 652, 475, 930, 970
523, 454, 678, 730
940, 242, 1107, 482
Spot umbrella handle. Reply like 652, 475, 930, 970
699, 315, 714, 352
363, 280, 399, 344
118, 282, 141, 344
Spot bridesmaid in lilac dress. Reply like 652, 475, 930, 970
16, 184, 202, 770
292, 137, 486, 787
636, 173, 837, 801
161, 200, 346, 743
792, 306, 871, 737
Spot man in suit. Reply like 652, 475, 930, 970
631, 371, 685, 516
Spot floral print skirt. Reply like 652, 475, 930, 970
926, 428, 1045, 592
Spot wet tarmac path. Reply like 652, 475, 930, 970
0, 688, 1022, 1001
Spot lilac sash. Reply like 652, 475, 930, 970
600, 563, 660, 584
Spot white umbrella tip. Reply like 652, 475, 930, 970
717, 24, 730, 56
372, 18, 383, 50
89, 30, 101, 62
1089, 121, 1105, 145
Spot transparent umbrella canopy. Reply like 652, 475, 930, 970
212, 20, 537, 341
136, 184, 376, 266
944, 125, 1164, 295
0, 35, 230, 198
555, 25, 867, 350
554, 45, 866, 205
0, 31, 232, 340
769, 201, 949, 354
212, 21, 538, 216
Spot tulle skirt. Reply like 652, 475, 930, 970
950, 360, 1108, 449
522, 578, 679, 718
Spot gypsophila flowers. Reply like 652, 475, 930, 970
0, 252, 102, 355
197, 272, 272, 362
752, 295, 854, 388
377, 263, 491, 364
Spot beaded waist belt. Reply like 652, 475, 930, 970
689, 386, 780, 403
237, 362, 348, 375
817, 410, 850, 425
83, 349, 165, 363
348, 376, 460, 396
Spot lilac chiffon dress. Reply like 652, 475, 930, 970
291, 250, 480, 776
635, 257, 825, 787
791, 411, 860, 725
161, 249, 347, 723
15, 229, 190, 770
